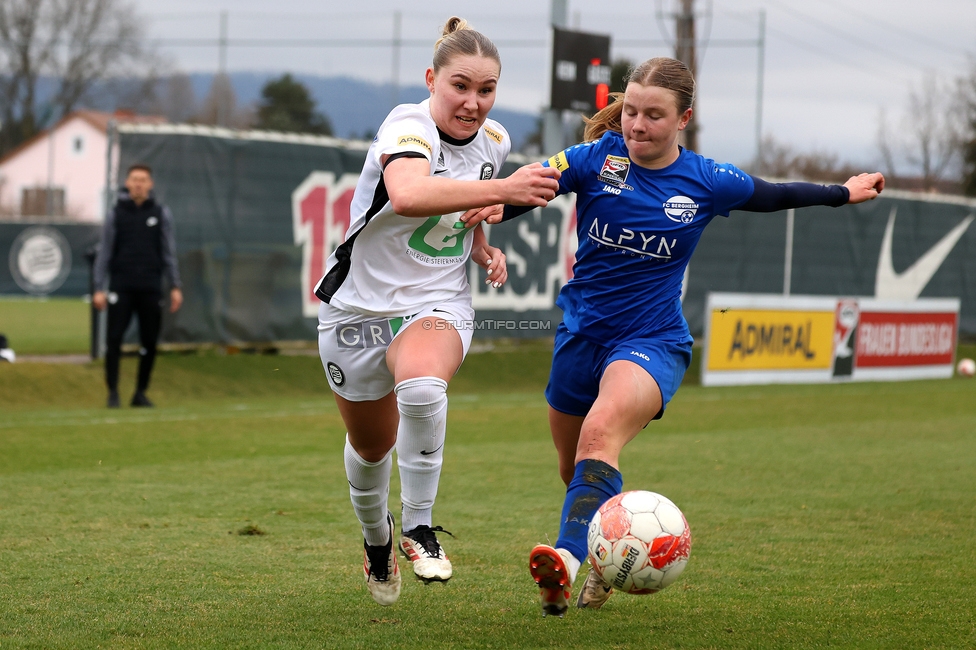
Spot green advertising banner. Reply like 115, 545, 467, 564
116, 125, 976, 344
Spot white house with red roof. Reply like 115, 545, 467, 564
0, 111, 166, 223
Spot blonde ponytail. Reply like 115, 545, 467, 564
583, 92, 624, 142
432, 16, 500, 72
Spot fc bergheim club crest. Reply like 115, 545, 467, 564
663, 196, 700, 224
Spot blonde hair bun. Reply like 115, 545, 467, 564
435, 16, 471, 52
431, 16, 500, 71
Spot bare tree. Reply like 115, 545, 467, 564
194, 72, 252, 128
0, 0, 150, 154
957, 58, 976, 197
876, 73, 962, 192
748, 134, 861, 183
905, 76, 961, 190
875, 108, 898, 182
161, 72, 196, 123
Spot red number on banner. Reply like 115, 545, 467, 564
332, 188, 353, 249
299, 186, 328, 306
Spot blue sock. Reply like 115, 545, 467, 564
555, 459, 623, 563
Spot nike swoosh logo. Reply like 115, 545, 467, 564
434, 169, 449, 175
419, 444, 443, 456
432, 308, 449, 314
875, 207, 974, 300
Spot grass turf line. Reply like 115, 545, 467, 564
1, 347, 975, 647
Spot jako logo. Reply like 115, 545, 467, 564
630, 351, 651, 361
663, 196, 700, 223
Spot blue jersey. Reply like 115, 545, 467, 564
548, 131, 755, 346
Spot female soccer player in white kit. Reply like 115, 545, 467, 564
315, 17, 561, 606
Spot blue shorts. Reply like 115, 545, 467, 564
545, 322, 693, 420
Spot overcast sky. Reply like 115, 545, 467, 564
135, 0, 976, 171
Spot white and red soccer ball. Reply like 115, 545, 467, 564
587, 490, 691, 595
957, 358, 975, 377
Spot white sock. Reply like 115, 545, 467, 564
394, 376, 449, 534
344, 435, 392, 547
558, 548, 582, 584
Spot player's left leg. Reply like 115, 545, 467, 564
335, 392, 402, 606
532, 325, 608, 615
131, 289, 163, 407
542, 361, 662, 614
386, 309, 468, 582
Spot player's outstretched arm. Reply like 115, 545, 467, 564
739, 172, 885, 213
844, 172, 885, 204
384, 158, 560, 217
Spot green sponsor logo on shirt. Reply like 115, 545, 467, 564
407, 215, 467, 257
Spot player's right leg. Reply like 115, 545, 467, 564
104, 290, 135, 408
334, 391, 401, 605
319, 302, 401, 605
576, 566, 613, 609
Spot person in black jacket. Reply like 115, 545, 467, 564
93, 164, 182, 408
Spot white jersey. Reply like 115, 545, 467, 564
314, 99, 511, 317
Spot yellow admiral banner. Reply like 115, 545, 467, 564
707, 308, 836, 371
701, 293, 959, 386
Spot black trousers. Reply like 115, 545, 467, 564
105, 289, 163, 393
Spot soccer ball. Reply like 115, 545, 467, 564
587, 490, 691, 595
958, 357, 976, 377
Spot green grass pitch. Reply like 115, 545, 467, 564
1, 334, 975, 647
0, 297, 90, 355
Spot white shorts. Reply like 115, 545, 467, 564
317, 296, 475, 401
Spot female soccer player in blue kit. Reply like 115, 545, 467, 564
465, 56, 884, 617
